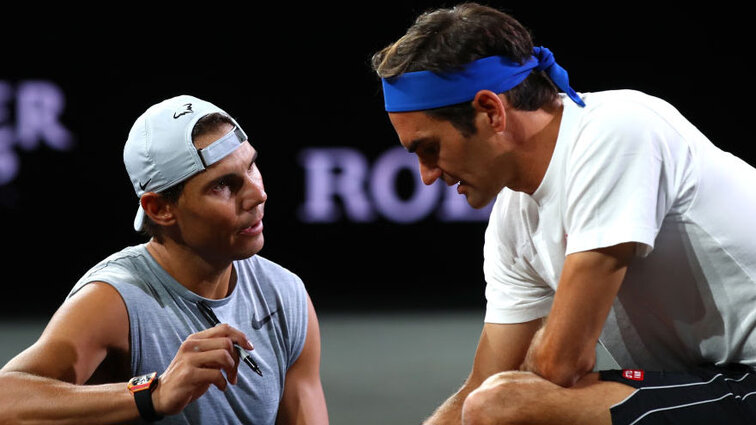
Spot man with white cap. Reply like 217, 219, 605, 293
0, 95, 329, 424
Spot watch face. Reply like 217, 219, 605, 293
128, 372, 157, 393
133, 375, 151, 386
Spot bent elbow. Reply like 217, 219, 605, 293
537, 356, 593, 388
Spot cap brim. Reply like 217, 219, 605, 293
134, 204, 146, 232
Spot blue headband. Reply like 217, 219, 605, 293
381, 46, 585, 112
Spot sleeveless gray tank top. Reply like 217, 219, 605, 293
68, 244, 308, 424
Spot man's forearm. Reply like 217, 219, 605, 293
0, 371, 140, 425
519, 326, 595, 387
521, 244, 634, 387
423, 382, 477, 425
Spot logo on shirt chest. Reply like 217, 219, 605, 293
251, 311, 278, 330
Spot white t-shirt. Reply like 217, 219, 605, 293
483, 89, 756, 370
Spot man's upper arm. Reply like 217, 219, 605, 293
1, 282, 129, 384
277, 295, 328, 425
522, 242, 635, 386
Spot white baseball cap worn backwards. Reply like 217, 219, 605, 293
123, 95, 249, 231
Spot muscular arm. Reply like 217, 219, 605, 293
276, 295, 328, 425
0, 282, 139, 424
0, 282, 251, 424
520, 242, 635, 387
422, 318, 542, 425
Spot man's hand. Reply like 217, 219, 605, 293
152, 323, 254, 416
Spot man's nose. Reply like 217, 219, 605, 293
419, 161, 442, 186
241, 175, 267, 211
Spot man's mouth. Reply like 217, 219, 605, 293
240, 219, 263, 236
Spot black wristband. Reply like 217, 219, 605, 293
134, 387, 164, 422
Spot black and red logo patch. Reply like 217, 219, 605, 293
622, 369, 645, 381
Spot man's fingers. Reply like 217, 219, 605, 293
187, 323, 254, 350
188, 349, 238, 379
230, 345, 241, 385
188, 368, 228, 392
179, 331, 249, 386
181, 337, 235, 355
209, 369, 227, 392
156, 328, 253, 415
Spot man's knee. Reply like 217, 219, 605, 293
462, 371, 549, 425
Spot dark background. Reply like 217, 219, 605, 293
1, 3, 752, 319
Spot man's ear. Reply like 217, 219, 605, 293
472, 90, 507, 133
140, 193, 176, 227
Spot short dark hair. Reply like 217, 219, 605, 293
141, 112, 236, 241
371, 2, 558, 136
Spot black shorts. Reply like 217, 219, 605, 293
599, 364, 756, 425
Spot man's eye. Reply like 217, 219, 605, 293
419, 145, 439, 158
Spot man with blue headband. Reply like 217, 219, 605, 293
373, 3, 756, 425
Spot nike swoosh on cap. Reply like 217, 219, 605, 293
173, 103, 194, 119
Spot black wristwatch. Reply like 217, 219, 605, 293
128, 372, 164, 422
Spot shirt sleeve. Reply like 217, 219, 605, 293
563, 100, 678, 257
483, 193, 554, 324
